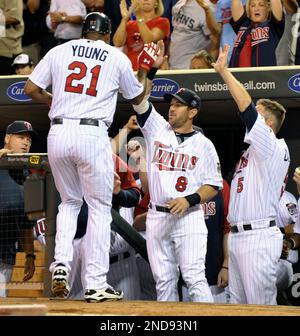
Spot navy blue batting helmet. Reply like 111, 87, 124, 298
82, 12, 111, 36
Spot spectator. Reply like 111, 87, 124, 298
214, 0, 247, 61
82, 0, 122, 41
11, 53, 35, 75
0, 0, 24, 75
113, 0, 170, 70
290, 0, 300, 64
46, 0, 86, 45
190, 50, 215, 69
229, 0, 284, 67
168, 0, 221, 69
276, 0, 298, 65
22, 0, 55, 64
0, 121, 38, 297
276, 190, 298, 304
282, 167, 300, 251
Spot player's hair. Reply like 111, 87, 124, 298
246, 0, 271, 21
256, 98, 286, 133
191, 50, 215, 69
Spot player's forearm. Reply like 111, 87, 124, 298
21, 228, 35, 254
196, 185, 218, 203
28, 89, 52, 106
217, 69, 251, 112
130, 69, 149, 106
25, 81, 52, 106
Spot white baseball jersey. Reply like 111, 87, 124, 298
29, 39, 143, 126
228, 114, 290, 224
277, 190, 299, 263
141, 106, 223, 206
294, 198, 300, 235
276, 191, 298, 291
139, 105, 222, 302
29, 37, 143, 292
228, 110, 289, 305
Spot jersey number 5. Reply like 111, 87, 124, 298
64, 61, 101, 97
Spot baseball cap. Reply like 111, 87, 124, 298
11, 54, 34, 67
164, 88, 201, 110
6, 121, 38, 137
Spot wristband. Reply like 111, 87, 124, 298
222, 265, 228, 270
185, 193, 201, 207
147, 67, 158, 80
26, 253, 36, 260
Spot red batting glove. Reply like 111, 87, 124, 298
138, 42, 160, 72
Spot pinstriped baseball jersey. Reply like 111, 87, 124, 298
277, 190, 298, 264
29, 39, 143, 125
277, 191, 298, 229
141, 105, 223, 205
228, 114, 290, 224
139, 104, 222, 302
294, 198, 300, 234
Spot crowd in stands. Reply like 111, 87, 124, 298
1, 0, 300, 76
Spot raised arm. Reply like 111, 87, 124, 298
113, 0, 130, 47
231, 0, 245, 22
212, 45, 251, 112
270, 0, 283, 21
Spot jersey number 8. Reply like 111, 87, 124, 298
175, 176, 188, 192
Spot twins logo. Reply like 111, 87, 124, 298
235, 26, 270, 47
152, 141, 199, 172
233, 152, 249, 177
202, 201, 217, 218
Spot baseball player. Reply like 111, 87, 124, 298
68, 154, 141, 300
213, 45, 290, 305
276, 190, 298, 297
24, 12, 159, 302
283, 167, 300, 251
131, 44, 223, 302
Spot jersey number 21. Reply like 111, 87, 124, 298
64, 61, 100, 97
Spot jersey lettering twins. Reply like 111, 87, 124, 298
141, 105, 223, 205
228, 114, 290, 223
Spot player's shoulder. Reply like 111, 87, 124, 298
281, 190, 297, 204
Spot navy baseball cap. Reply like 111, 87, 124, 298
6, 121, 38, 137
164, 88, 201, 111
